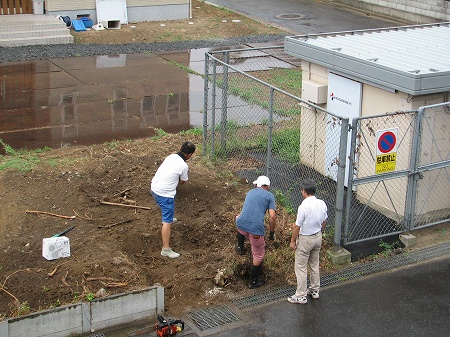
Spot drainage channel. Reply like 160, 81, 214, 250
88, 242, 450, 336
188, 304, 242, 331
233, 242, 450, 309
187, 242, 450, 330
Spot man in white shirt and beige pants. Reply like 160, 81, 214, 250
288, 178, 328, 304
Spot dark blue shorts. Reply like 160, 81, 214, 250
151, 191, 175, 223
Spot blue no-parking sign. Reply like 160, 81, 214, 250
375, 128, 398, 174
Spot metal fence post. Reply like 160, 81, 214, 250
210, 58, 217, 156
404, 108, 423, 231
334, 117, 349, 248
220, 51, 229, 155
343, 118, 359, 245
266, 88, 274, 176
202, 53, 209, 156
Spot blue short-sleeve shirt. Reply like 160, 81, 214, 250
236, 188, 276, 236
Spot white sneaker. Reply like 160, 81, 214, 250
161, 248, 180, 259
287, 295, 307, 304
307, 289, 320, 299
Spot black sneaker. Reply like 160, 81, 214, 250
247, 279, 265, 289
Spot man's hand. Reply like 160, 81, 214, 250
269, 231, 275, 240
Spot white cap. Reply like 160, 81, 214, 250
253, 176, 270, 187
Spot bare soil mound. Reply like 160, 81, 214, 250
0, 134, 298, 319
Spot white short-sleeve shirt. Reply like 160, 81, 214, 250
295, 196, 328, 235
151, 153, 188, 198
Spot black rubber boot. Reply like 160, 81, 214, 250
235, 232, 245, 255
248, 265, 265, 289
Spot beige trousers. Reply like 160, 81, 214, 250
294, 231, 322, 297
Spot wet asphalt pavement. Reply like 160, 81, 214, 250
93, 255, 450, 337
207, 0, 410, 34
210, 256, 450, 337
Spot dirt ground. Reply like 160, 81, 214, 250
1, 133, 449, 320
71, 0, 286, 45
0, 134, 302, 319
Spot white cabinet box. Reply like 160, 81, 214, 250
42, 236, 71, 260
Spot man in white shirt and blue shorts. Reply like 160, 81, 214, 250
151, 141, 195, 259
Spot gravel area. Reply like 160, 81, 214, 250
0, 34, 288, 62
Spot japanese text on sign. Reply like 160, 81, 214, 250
376, 153, 397, 174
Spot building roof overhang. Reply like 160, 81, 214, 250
284, 22, 450, 95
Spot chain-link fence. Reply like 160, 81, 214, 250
203, 47, 449, 247
345, 103, 450, 244
412, 104, 450, 229
202, 47, 349, 247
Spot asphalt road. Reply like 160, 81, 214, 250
210, 256, 450, 337
208, 0, 410, 34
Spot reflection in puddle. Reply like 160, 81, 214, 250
0, 47, 296, 154
0, 52, 203, 153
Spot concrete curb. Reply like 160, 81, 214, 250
0, 286, 164, 337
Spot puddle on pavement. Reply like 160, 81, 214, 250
0, 45, 297, 155
0, 51, 207, 154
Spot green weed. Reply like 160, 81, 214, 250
274, 189, 295, 215
256, 127, 300, 164
151, 128, 168, 140
179, 128, 203, 136
103, 140, 119, 148
0, 139, 50, 172
168, 60, 201, 76
17, 301, 30, 316
85, 293, 95, 301
72, 291, 81, 302
378, 239, 400, 257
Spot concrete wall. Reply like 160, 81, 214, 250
0, 286, 164, 337
299, 61, 329, 172
333, 0, 450, 23
45, 0, 189, 23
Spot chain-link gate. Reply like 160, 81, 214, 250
202, 46, 349, 247
345, 103, 450, 244
203, 47, 449, 248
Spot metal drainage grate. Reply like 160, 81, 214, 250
189, 304, 242, 331
275, 13, 305, 20
87, 334, 106, 337
233, 285, 295, 309
232, 242, 450, 309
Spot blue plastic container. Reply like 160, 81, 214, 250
80, 17, 93, 28
72, 20, 86, 32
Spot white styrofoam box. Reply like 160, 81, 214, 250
42, 236, 71, 260
302, 80, 328, 104
102, 20, 121, 29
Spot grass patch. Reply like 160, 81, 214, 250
274, 189, 295, 215
254, 126, 300, 164
151, 128, 168, 140
179, 128, 203, 136
214, 68, 302, 117
0, 139, 50, 172
167, 60, 202, 76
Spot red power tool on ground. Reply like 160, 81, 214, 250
155, 314, 184, 337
